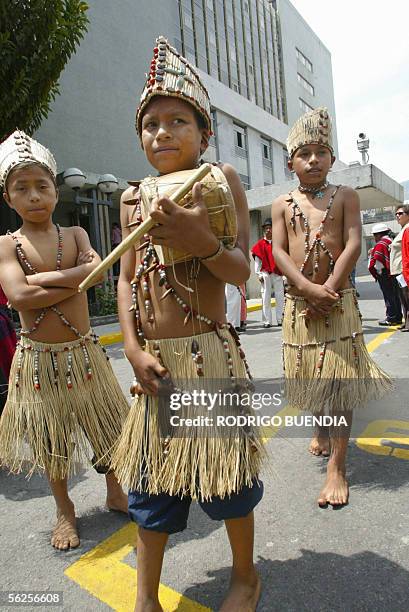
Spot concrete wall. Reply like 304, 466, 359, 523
34, 0, 337, 193
35, 0, 180, 181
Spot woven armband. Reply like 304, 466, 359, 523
199, 240, 224, 263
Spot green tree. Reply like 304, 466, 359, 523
0, 0, 89, 140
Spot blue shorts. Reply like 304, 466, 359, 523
128, 479, 264, 534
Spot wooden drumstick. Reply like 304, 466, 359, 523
78, 163, 212, 292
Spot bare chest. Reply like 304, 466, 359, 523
13, 229, 78, 273
285, 190, 343, 247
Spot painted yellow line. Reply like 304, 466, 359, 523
99, 332, 123, 346
68, 324, 400, 609
366, 325, 400, 354
247, 298, 275, 313
99, 300, 274, 345
65, 522, 211, 612
356, 420, 409, 459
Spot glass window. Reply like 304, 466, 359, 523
261, 138, 271, 161
299, 98, 313, 113
296, 48, 313, 72
283, 148, 293, 180
238, 173, 250, 190
297, 73, 314, 96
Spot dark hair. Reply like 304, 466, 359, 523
5, 162, 57, 192
396, 204, 409, 215
193, 108, 208, 131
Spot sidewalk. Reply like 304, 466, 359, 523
97, 274, 374, 346
97, 297, 275, 346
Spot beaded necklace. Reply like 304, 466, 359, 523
128, 197, 252, 382
8, 226, 109, 391
287, 186, 341, 330
298, 181, 329, 200
288, 186, 340, 278
7, 225, 83, 339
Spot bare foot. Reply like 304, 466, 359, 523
51, 501, 80, 550
134, 597, 163, 612
106, 490, 128, 514
219, 572, 261, 612
318, 466, 349, 507
309, 431, 330, 456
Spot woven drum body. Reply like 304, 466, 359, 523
139, 165, 237, 265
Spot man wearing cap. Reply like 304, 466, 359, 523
251, 218, 284, 327
369, 223, 402, 325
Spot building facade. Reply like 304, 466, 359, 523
1, 0, 338, 262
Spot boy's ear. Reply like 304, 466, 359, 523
2, 191, 12, 208
287, 158, 293, 171
200, 129, 210, 155
330, 155, 336, 168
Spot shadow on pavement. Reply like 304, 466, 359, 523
314, 443, 409, 493
0, 467, 88, 501
346, 444, 409, 492
181, 548, 409, 611
55, 496, 222, 563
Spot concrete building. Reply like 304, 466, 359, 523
1, 0, 338, 243
1, 0, 403, 299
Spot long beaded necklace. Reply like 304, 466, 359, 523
6, 225, 82, 336
128, 198, 253, 382
287, 186, 340, 330
7, 225, 106, 391
288, 186, 339, 277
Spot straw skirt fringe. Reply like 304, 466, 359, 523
111, 328, 264, 500
0, 332, 129, 479
282, 289, 392, 413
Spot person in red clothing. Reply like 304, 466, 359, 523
368, 223, 402, 325
0, 284, 17, 414
399, 207, 409, 284
251, 218, 284, 327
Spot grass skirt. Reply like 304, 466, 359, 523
111, 327, 264, 500
0, 331, 129, 480
282, 289, 392, 414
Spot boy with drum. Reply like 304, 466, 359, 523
112, 36, 263, 612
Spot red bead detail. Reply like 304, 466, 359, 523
315, 232, 320, 239
153, 47, 159, 53
67, 382, 73, 389
87, 373, 92, 380
183, 305, 190, 313
150, 79, 156, 85
34, 383, 40, 390
64, 346, 69, 351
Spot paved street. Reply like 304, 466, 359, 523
1, 275, 408, 611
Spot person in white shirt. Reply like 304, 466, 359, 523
251, 218, 284, 328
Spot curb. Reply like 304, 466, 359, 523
99, 298, 276, 346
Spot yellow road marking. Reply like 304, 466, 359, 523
65, 523, 211, 612
67, 324, 400, 608
356, 420, 409, 460
100, 332, 123, 346
366, 325, 399, 354
99, 300, 275, 345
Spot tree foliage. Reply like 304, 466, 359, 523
0, 0, 89, 140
